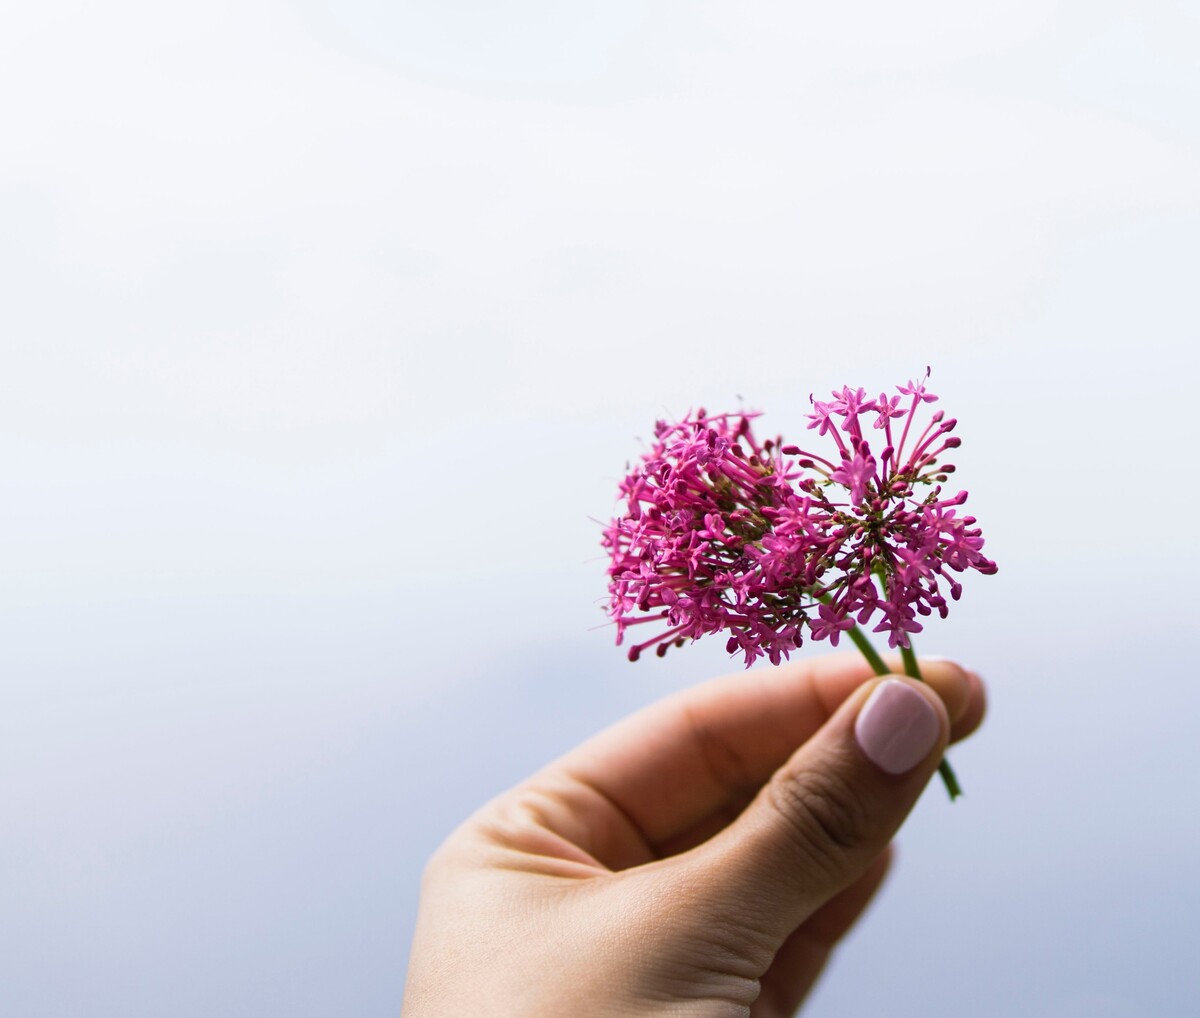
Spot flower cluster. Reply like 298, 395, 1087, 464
602, 375, 996, 667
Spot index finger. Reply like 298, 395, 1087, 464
552, 653, 981, 853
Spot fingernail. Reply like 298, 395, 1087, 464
855, 679, 941, 775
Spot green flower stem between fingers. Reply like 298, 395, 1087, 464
845, 625, 962, 801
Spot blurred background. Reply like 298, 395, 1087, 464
2, 2, 1198, 1015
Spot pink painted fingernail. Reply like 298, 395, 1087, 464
854, 679, 941, 775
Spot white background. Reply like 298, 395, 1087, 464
2, 2, 1198, 1015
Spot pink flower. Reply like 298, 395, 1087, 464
873, 392, 906, 429
809, 601, 856, 646
828, 386, 877, 430
603, 376, 996, 666
829, 448, 877, 506
805, 396, 839, 437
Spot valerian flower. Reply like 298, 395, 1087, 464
602, 374, 996, 670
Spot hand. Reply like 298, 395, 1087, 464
402, 654, 986, 1017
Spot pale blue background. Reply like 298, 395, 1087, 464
2, 3, 1198, 1015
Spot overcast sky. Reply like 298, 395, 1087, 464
2, 3, 1198, 1016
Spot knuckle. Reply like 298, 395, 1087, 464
765, 765, 872, 881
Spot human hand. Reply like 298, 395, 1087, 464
402, 654, 986, 1017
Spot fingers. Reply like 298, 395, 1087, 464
551, 653, 879, 852
672, 675, 949, 948
553, 654, 981, 855
952, 668, 987, 742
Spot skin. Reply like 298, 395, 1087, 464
402, 653, 987, 1017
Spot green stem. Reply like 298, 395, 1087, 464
900, 642, 961, 800
844, 623, 889, 676
843, 619, 961, 800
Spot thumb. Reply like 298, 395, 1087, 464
676, 675, 949, 948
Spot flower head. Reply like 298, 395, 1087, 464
603, 377, 996, 666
